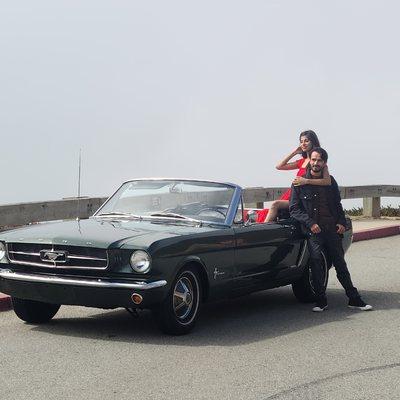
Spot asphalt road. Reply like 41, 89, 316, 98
1, 236, 399, 400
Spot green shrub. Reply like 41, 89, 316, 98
345, 205, 400, 217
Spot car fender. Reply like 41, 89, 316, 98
175, 255, 210, 301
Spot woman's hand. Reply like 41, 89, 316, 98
293, 176, 308, 186
276, 146, 303, 170
293, 146, 302, 155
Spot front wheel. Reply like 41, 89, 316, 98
12, 297, 60, 324
292, 252, 329, 303
153, 266, 202, 335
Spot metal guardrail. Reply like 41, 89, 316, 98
0, 185, 399, 229
243, 185, 400, 218
0, 197, 107, 230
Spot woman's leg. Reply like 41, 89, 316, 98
265, 200, 289, 222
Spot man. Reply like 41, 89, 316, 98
289, 147, 372, 312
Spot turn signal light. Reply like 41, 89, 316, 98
131, 293, 143, 305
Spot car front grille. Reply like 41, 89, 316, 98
6, 243, 108, 270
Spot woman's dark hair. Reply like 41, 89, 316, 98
299, 130, 321, 158
311, 147, 328, 162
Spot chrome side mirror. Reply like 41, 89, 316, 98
244, 210, 258, 226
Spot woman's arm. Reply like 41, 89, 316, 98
293, 165, 332, 186
276, 146, 303, 170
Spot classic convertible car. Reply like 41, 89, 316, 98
0, 179, 352, 335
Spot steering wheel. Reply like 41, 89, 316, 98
195, 207, 227, 218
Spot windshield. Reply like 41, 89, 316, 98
95, 180, 236, 224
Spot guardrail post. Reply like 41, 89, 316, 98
363, 197, 381, 218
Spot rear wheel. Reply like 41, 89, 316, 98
153, 266, 202, 335
292, 252, 329, 303
12, 297, 60, 324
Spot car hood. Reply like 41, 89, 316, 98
0, 218, 218, 249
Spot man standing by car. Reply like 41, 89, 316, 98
289, 147, 372, 312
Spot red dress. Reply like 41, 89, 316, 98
279, 158, 308, 200
251, 158, 307, 223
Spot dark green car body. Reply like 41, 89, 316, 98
0, 179, 353, 333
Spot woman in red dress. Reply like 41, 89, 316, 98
264, 130, 331, 223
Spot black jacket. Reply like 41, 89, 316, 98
289, 172, 347, 232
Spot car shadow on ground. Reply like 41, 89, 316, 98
30, 287, 400, 346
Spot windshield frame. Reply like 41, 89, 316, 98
93, 178, 242, 227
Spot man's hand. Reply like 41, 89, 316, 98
336, 224, 346, 234
310, 224, 321, 234
293, 176, 308, 186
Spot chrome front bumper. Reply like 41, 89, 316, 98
0, 269, 167, 290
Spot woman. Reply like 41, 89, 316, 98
264, 130, 331, 223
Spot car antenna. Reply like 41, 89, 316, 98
76, 148, 82, 221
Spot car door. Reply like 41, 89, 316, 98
232, 208, 301, 291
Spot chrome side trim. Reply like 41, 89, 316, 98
0, 269, 167, 290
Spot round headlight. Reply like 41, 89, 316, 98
130, 250, 151, 273
0, 242, 7, 261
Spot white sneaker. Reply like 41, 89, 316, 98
312, 303, 328, 312
348, 298, 373, 311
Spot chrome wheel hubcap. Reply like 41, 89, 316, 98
173, 276, 194, 320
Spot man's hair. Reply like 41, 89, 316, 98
311, 147, 328, 162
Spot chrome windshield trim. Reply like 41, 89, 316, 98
120, 177, 238, 187
225, 186, 243, 226
0, 269, 167, 290
93, 179, 241, 221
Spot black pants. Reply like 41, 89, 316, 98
307, 227, 360, 302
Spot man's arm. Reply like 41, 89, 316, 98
289, 185, 317, 229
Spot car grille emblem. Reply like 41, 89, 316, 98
40, 250, 68, 263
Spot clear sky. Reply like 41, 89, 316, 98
1, 1, 399, 208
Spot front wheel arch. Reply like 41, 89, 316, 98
175, 258, 210, 302
153, 264, 203, 335
12, 297, 60, 324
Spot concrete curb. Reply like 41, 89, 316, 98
352, 225, 400, 242
0, 293, 12, 311
1, 225, 399, 312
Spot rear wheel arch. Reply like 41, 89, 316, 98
292, 250, 329, 303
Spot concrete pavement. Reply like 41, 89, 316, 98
1, 218, 399, 312
0, 236, 399, 400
